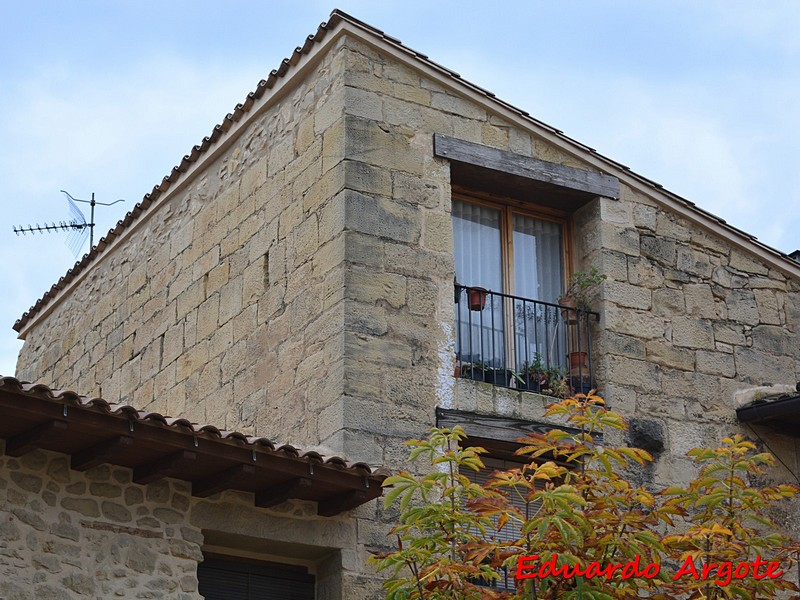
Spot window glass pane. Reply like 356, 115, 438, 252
453, 200, 505, 368
512, 214, 565, 373
452, 201, 502, 292
512, 214, 563, 303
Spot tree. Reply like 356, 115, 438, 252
370, 393, 800, 599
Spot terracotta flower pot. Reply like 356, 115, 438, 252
467, 287, 488, 311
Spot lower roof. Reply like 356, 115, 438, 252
0, 376, 387, 516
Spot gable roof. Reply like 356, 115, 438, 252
14, 9, 800, 335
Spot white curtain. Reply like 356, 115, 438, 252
453, 200, 565, 373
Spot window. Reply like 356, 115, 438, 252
198, 555, 315, 600
464, 456, 544, 591
453, 194, 569, 381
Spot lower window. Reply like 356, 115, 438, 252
464, 456, 544, 591
198, 555, 315, 600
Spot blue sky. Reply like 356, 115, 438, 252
1, 1, 799, 377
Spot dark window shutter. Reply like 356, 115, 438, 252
198, 556, 315, 600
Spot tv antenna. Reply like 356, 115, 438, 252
13, 191, 124, 257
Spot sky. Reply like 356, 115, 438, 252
1, 1, 799, 377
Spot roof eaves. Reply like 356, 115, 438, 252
0, 376, 388, 512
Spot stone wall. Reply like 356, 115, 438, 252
0, 442, 202, 599
576, 192, 800, 490
16, 38, 349, 452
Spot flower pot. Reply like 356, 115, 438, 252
569, 352, 588, 369
467, 287, 488, 311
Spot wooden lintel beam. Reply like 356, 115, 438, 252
433, 134, 620, 199
254, 477, 312, 508
317, 490, 369, 517
71, 435, 133, 471
133, 450, 197, 485
192, 463, 255, 498
5, 419, 68, 456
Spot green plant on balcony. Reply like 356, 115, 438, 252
558, 267, 607, 312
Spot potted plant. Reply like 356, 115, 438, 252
519, 353, 546, 392
558, 267, 606, 322
542, 367, 570, 399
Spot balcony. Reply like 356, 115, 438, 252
454, 285, 598, 396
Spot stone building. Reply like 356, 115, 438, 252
3, 8, 800, 599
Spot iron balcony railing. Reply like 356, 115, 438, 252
455, 284, 599, 395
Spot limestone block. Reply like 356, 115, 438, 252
603, 305, 666, 339
451, 116, 482, 142
597, 221, 640, 256
218, 276, 243, 326
640, 235, 676, 267
602, 280, 651, 310
240, 159, 267, 198
600, 331, 646, 360
196, 294, 220, 341
481, 123, 509, 148
346, 69, 393, 96
162, 322, 184, 365
345, 332, 413, 369
632, 203, 657, 231
683, 284, 716, 318
293, 215, 320, 268
729, 249, 769, 276
505, 127, 532, 155
652, 287, 685, 317
599, 197, 633, 225
750, 324, 796, 355
345, 116, 425, 176
696, 350, 736, 378
430, 91, 486, 120
344, 85, 383, 120
749, 275, 787, 290
345, 269, 406, 309
423, 211, 453, 254
290, 158, 324, 200
690, 230, 728, 254
345, 231, 385, 268
242, 255, 267, 305
385, 242, 453, 279
725, 289, 759, 326
322, 117, 345, 174
391, 171, 443, 209
645, 340, 695, 371
734, 346, 794, 386
671, 317, 714, 350
713, 322, 746, 346
676, 245, 713, 278
655, 212, 691, 241
314, 91, 344, 136
343, 159, 391, 196
345, 190, 421, 244
406, 278, 439, 317
607, 356, 661, 393
345, 301, 388, 336
754, 289, 781, 325
624, 255, 664, 289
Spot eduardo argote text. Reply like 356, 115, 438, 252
516, 554, 784, 587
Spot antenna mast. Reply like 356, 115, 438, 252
12, 191, 124, 257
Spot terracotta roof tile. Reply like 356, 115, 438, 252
0, 375, 387, 514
